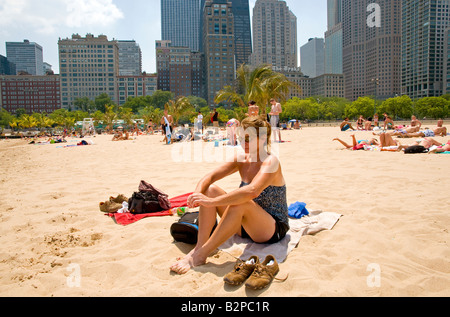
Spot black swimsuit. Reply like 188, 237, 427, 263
239, 182, 290, 244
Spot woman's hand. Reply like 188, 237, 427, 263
187, 193, 216, 208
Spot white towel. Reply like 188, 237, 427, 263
218, 210, 342, 263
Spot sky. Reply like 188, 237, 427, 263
0, 0, 328, 74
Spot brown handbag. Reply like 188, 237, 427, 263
128, 180, 171, 214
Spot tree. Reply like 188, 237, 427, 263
345, 97, 375, 119
165, 96, 194, 125
103, 105, 118, 129
379, 95, 413, 119
95, 93, 114, 113
215, 64, 298, 114
415, 97, 449, 119
150, 90, 174, 109
74, 97, 95, 112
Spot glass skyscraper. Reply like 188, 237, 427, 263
325, 0, 343, 74
402, 0, 450, 99
6, 40, 44, 75
161, 0, 201, 52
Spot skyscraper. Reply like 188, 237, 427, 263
117, 40, 142, 76
250, 0, 297, 68
229, 0, 252, 67
161, 0, 201, 52
342, 0, 401, 101
300, 38, 325, 78
402, 0, 450, 99
325, 0, 343, 74
58, 34, 119, 109
156, 40, 203, 99
6, 40, 44, 75
202, 0, 235, 105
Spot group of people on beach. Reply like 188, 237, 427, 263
335, 117, 448, 154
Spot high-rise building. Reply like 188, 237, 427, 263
156, 40, 204, 99
6, 40, 44, 75
444, 27, 450, 94
402, 0, 450, 99
300, 38, 325, 78
229, 0, 252, 67
325, 0, 343, 74
0, 55, 16, 75
117, 40, 142, 76
342, 0, 401, 101
161, 0, 201, 52
250, 0, 297, 68
58, 34, 119, 109
202, 0, 235, 105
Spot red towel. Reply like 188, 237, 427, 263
107, 192, 193, 226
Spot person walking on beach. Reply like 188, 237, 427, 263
211, 108, 219, 134
170, 116, 289, 275
161, 110, 173, 144
269, 98, 282, 142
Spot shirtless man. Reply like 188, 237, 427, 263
247, 100, 259, 117
434, 119, 447, 137
269, 98, 282, 142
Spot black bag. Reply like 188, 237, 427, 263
128, 180, 171, 214
170, 212, 217, 244
404, 145, 428, 154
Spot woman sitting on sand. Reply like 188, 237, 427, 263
170, 116, 289, 275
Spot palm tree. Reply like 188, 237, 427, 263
215, 64, 299, 115
17, 114, 38, 130
165, 96, 194, 125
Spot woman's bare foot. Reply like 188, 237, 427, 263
170, 249, 206, 275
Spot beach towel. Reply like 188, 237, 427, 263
108, 192, 192, 226
219, 210, 342, 263
164, 116, 172, 144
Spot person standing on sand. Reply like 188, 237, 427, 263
269, 98, 282, 143
170, 116, 289, 275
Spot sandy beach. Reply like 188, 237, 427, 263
0, 126, 449, 297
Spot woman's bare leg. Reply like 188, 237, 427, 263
170, 188, 276, 275
333, 138, 352, 149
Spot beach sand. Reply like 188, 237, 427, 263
0, 126, 449, 297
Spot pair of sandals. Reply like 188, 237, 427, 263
223, 255, 287, 290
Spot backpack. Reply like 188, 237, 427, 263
128, 180, 171, 214
170, 212, 217, 244
404, 145, 428, 154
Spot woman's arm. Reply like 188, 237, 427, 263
189, 156, 281, 208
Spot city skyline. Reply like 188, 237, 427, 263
0, 0, 327, 74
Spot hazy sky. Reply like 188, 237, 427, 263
0, 0, 327, 73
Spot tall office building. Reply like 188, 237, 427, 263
342, 0, 401, 101
161, 0, 201, 52
202, 0, 236, 105
325, 0, 343, 74
250, 0, 297, 68
156, 40, 204, 98
201, 0, 252, 67
0, 55, 16, 75
402, 1, 450, 99
6, 40, 44, 75
58, 34, 119, 109
230, 0, 252, 67
300, 38, 325, 78
117, 40, 142, 76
